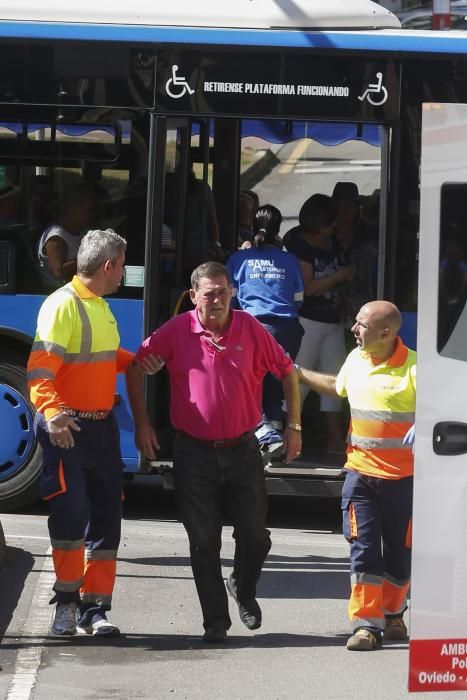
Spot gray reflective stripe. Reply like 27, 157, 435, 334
55, 578, 83, 592
80, 593, 112, 605
27, 368, 56, 381
350, 617, 384, 632
84, 548, 118, 561
51, 537, 84, 551
383, 572, 410, 588
62, 285, 92, 354
64, 350, 117, 364
294, 291, 304, 301
351, 408, 415, 423
349, 435, 409, 450
31, 340, 66, 357
351, 573, 382, 587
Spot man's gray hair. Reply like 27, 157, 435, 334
77, 229, 127, 276
191, 261, 231, 290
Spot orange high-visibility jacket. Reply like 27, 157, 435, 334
27, 275, 134, 419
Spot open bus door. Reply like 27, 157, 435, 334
409, 103, 467, 692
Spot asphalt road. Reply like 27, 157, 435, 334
0, 481, 450, 700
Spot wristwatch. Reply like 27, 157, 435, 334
287, 422, 302, 432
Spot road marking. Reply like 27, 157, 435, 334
6, 547, 54, 700
278, 139, 310, 174
294, 165, 381, 174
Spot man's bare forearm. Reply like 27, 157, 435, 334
125, 360, 150, 422
282, 370, 301, 423
296, 365, 338, 397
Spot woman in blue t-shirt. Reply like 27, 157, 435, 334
226, 204, 304, 457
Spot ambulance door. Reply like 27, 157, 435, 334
410, 102, 467, 692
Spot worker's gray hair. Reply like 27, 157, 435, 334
77, 229, 126, 276
191, 261, 231, 290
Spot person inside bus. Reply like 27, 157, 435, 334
285, 193, 354, 453
237, 191, 256, 247
37, 182, 101, 288
226, 204, 304, 461
0, 167, 20, 227
332, 181, 378, 321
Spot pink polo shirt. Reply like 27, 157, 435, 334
136, 309, 293, 440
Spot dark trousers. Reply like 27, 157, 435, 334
173, 433, 271, 629
342, 469, 413, 633
36, 413, 123, 624
259, 317, 304, 424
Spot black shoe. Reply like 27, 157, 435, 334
202, 622, 228, 644
226, 574, 262, 630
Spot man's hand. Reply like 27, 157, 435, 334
282, 426, 302, 464
135, 418, 160, 460
47, 414, 81, 449
141, 354, 165, 375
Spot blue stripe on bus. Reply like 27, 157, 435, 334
0, 21, 466, 54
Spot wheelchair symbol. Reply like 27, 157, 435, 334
165, 65, 195, 99
358, 72, 388, 106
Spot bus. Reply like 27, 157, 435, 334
0, 0, 464, 511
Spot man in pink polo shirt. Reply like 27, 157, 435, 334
127, 261, 301, 643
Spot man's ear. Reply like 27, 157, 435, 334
189, 288, 197, 305
103, 259, 112, 273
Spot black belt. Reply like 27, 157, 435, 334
177, 430, 255, 450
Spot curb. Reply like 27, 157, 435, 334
0, 520, 5, 566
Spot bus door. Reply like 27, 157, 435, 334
409, 102, 467, 693
144, 115, 214, 457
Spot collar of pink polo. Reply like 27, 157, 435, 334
189, 309, 235, 337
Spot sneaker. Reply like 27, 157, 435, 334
261, 441, 284, 467
226, 574, 262, 630
51, 602, 77, 637
346, 628, 381, 651
384, 616, 408, 641
77, 617, 120, 637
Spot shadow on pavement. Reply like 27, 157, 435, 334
0, 631, 353, 652
0, 546, 35, 641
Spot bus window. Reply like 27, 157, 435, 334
437, 183, 467, 358
0, 117, 149, 299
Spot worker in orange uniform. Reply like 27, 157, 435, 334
295, 300, 415, 651
27, 228, 134, 637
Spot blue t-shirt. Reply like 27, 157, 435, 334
226, 246, 304, 318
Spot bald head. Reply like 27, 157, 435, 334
353, 301, 402, 358
359, 301, 402, 334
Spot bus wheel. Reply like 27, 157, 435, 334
0, 360, 41, 511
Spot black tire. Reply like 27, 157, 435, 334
0, 359, 41, 511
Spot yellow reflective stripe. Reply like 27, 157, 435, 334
350, 435, 409, 450
351, 409, 415, 423
64, 350, 117, 364
27, 368, 56, 381
31, 340, 66, 357
62, 286, 92, 354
